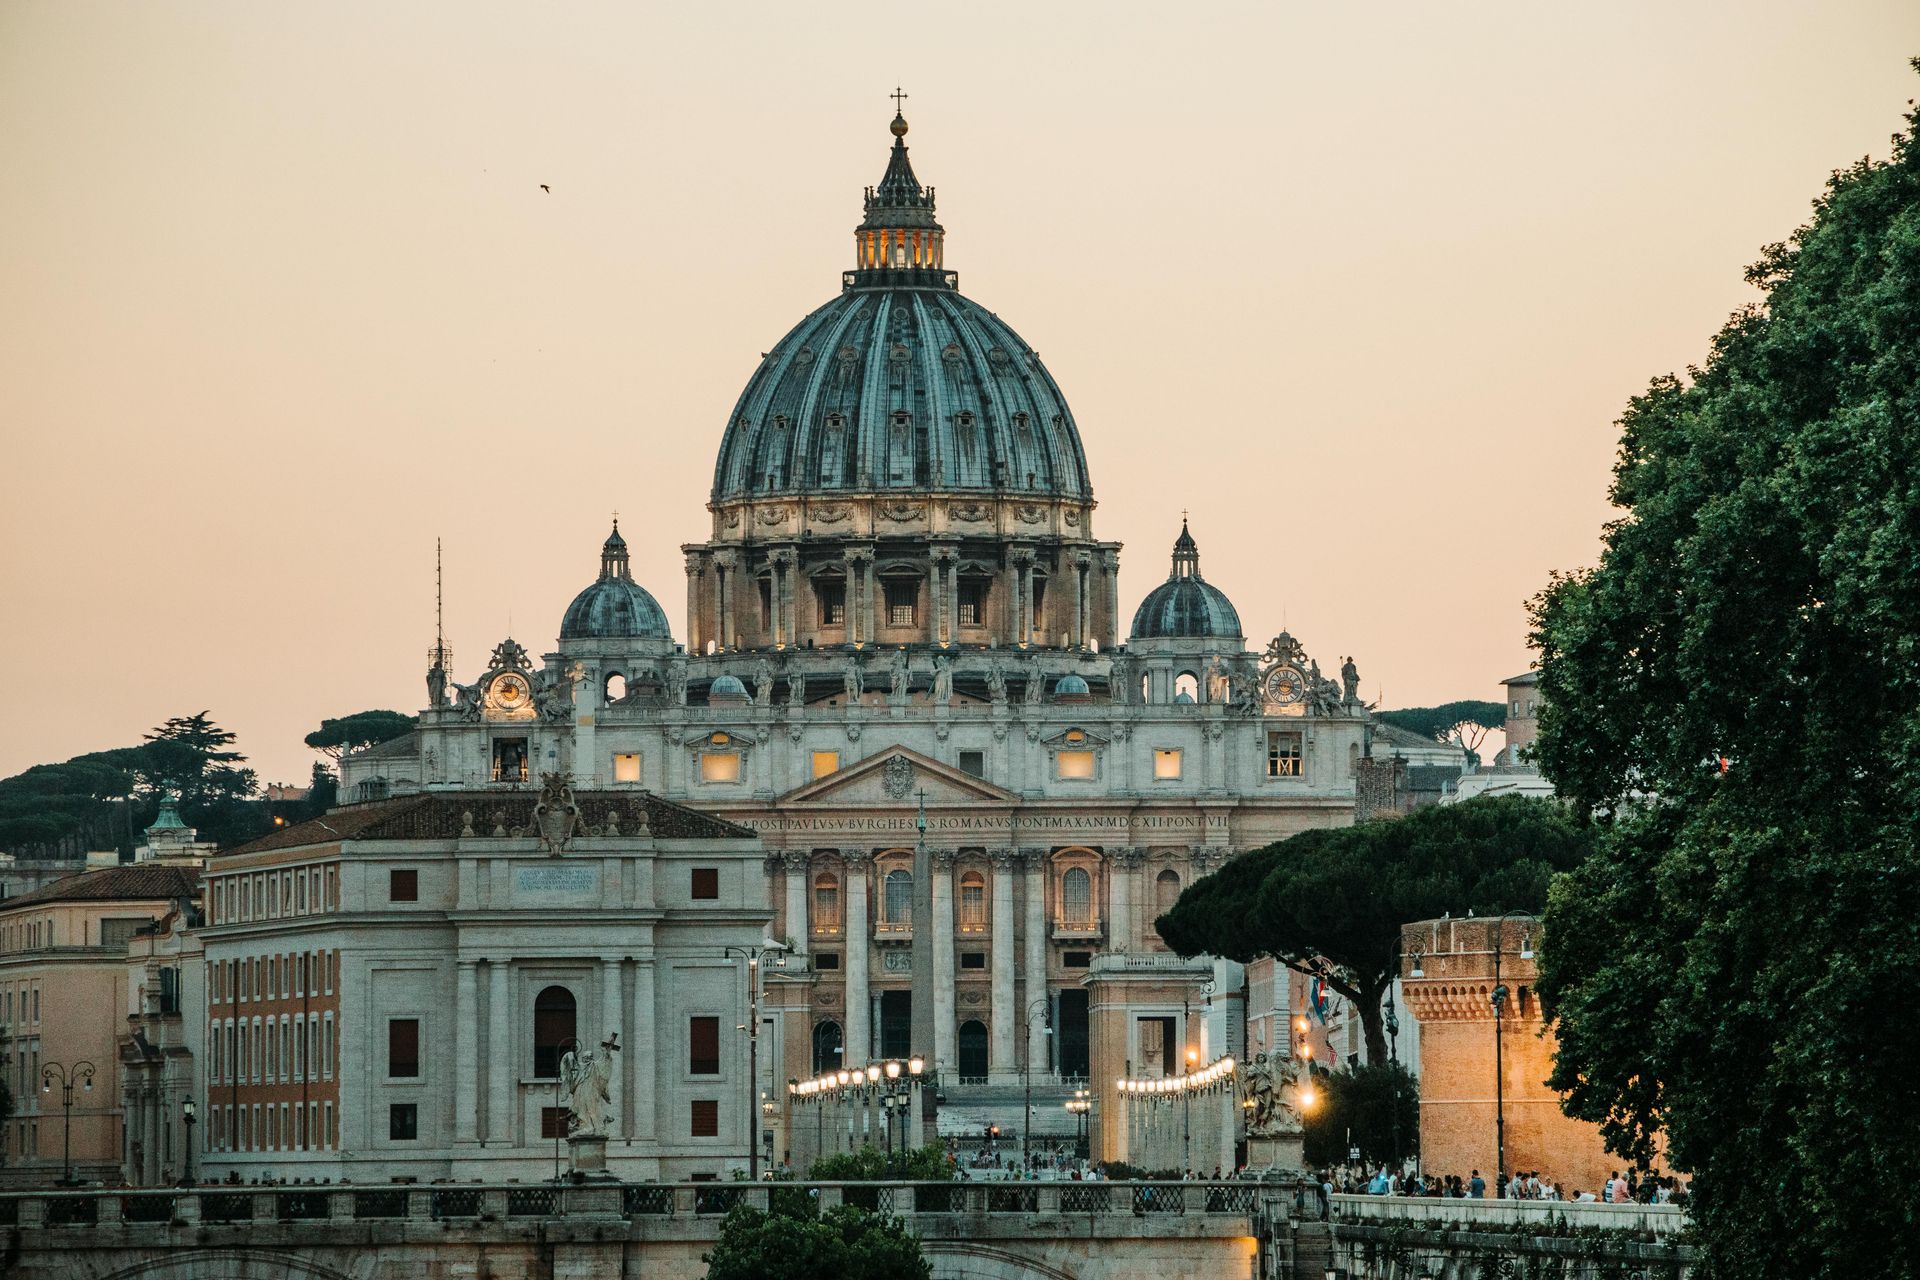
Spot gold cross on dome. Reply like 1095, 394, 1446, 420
891, 86, 908, 113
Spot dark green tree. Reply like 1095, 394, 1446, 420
808, 1143, 953, 1182
1156, 796, 1592, 1062
1301, 1061, 1418, 1170
140, 712, 256, 808
303, 710, 417, 762
1373, 700, 1507, 764
1529, 70, 1920, 1280
702, 1204, 930, 1280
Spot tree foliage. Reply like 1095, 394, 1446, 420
808, 1143, 953, 1182
1374, 700, 1506, 762
303, 710, 417, 761
1529, 73, 1920, 1280
1156, 796, 1592, 1062
702, 1204, 930, 1280
1301, 1061, 1418, 1170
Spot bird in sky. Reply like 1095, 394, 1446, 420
540, 184, 551, 193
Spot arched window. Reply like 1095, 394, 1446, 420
1061, 867, 1092, 927
1154, 869, 1181, 918
604, 672, 626, 703
1173, 672, 1200, 702
813, 874, 841, 934
959, 871, 987, 931
883, 868, 913, 928
812, 1020, 844, 1073
532, 986, 576, 1079
1140, 673, 1153, 704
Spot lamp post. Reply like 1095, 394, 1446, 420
1489, 911, 1534, 1189
180, 1099, 197, 1187
1182, 1044, 1200, 1174
1384, 998, 1401, 1174
726, 940, 790, 1182
1064, 1090, 1090, 1160
1021, 998, 1052, 1171
41, 1060, 96, 1185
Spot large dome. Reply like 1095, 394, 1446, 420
710, 110, 1091, 506
1130, 521, 1243, 642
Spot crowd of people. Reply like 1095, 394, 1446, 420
1317, 1164, 1684, 1206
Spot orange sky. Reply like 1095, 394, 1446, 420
3, 3, 1917, 786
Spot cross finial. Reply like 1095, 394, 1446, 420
891, 86, 908, 114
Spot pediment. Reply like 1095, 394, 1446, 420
778, 746, 1018, 807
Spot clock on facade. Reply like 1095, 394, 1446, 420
1262, 666, 1306, 707
490, 672, 532, 709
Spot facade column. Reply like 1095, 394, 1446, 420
1023, 848, 1050, 1081
842, 549, 862, 646
455, 960, 479, 1143
1100, 551, 1120, 650
631, 957, 657, 1145
1069, 553, 1085, 648
1107, 848, 1137, 953
783, 852, 810, 953
989, 847, 1019, 1080
947, 556, 961, 637
862, 556, 878, 644
685, 559, 705, 655
843, 852, 872, 1063
713, 552, 736, 651
600, 957, 623, 1140
486, 959, 511, 1145
931, 850, 957, 1076
927, 554, 943, 645
772, 547, 797, 647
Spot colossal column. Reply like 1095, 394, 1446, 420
600, 957, 624, 1136
486, 959, 511, 1144
843, 852, 873, 1063
630, 953, 657, 1143
455, 960, 480, 1143
931, 850, 957, 1075
1101, 550, 1121, 650
685, 558, 705, 655
783, 852, 810, 955
842, 548, 863, 646
1107, 847, 1139, 953
989, 847, 1019, 1079
1023, 847, 1050, 1080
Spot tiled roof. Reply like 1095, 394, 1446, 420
1371, 721, 1456, 752
2, 863, 200, 910
1503, 671, 1539, 687
343, 731, 422, 763
223, 790, 755, 857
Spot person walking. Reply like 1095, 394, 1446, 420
1469, 1170, 1486, 1199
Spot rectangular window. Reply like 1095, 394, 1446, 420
541, 1106, 571, 1139
813, 878, 839, 932
812, 951, 840, 971
700, 752, 741, 783
884, 580, 917, 627
389, 1104, 418, 1141
817, 579, 846, 626
690, 1099, 720, 1138
388, 1018, 420, 1078
958, 579, 986, 627
958, 750, 985, 778
324, 1101, 335, 1150
1153, 749, 1183, 780
613, 752, 642, 783
1063, 950, 1092, 969
689, 1016, 721, 1075
1055, 750, 1096, 780
390, 869, 418, 902
691, 868, 720, 900
811, 750, 840, 778
1266, 732, 1303, 778
960, 951, 987, 971
492, 737, 530, 783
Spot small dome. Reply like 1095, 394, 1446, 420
1053, 674, 1091, 700
1173, 690, 1195, 705
1130, 519, 1244, 641
560, 521, 671, 641
709, 675, 749, 701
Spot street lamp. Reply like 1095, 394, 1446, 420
1490, 910, 1534, 1190
1064, 1090, 1091, 1160
1384, 998, 1401, 1173
41, 1060, 96, 1185
726, 940, 790, 1182
180, 1099, 197, 1187
1183, 1044, 1200, 1174
1021, 998, 1052, 1171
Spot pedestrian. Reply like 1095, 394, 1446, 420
1469, 1169, 1485, 1199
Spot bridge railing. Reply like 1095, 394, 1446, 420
0, 1179, 1302, 1229
1328, 1192, 1689, 1240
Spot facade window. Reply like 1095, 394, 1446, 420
811, 750, 840, 778
1173, 671, 1200, 701
388, 1018, 420, 1078
1154, 869, 1181, 917
541, 1107, 570, 1139
812, 951, 840, 970
957, 578, 987, 627
812, 1020, 844, 1073
1063, 950, 1092, 969
959, 871, 986, 931
884, 579, 917, 626
389, 869, 418, 902
958, 749, 985, 777
689, 1017, 721, 1075
690, 1099, 720, 1138
960, 951, 986, 970
1153, 749, 1183, 780
812, 874, 841, 932
691, 867, 720, 900
491, 737, 530, 783
533, 986, 577, 1078
882, 868, 912, 929
613, 752, 642, 783
389, 1104, 418, 1141
699, 752, 742, 783
1061, 867, 1092, 926
816, 577, 846, 626
1056, 750, 1096, 780
1266, 732, 1303, 778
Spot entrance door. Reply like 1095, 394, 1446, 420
1057, 990, 1089, 1079
958, 1020, 989, 1082
880, 990, 912, 1059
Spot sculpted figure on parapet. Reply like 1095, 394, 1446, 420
844, 653, 865, 701
985, 665, 1008, 705
932, 655, 954, 704
888, 647, 911, 706
667, 663, 688, 707
560, 1033, 620, 1138
754, 657, 776, 706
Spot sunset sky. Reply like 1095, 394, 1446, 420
3, 3, 1917, 785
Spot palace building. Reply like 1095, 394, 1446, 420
337, 106, 1377, 1167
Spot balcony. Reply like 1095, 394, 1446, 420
1051, 917, 1103, 943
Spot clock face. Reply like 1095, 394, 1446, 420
492, 672, 531, 708
1263, 666, 1306, 706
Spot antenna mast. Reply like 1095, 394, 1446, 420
426, 539, 453, 708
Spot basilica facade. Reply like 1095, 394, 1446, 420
340, 107, 1372, 1165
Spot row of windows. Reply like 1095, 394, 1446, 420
209, 1013, 336, 1086
760, 575, 997, 633
1, 984, 41, 1028
804, 865, 1176, 933
0, 916, 58, 953
210, 864, 337, 926
210, 950, 336, 1004
212, 1101, 334, 1153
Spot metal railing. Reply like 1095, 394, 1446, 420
1328, 1192, 1689, 1240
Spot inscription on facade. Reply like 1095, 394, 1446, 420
513, 864, 600, 899
730, 812, 1223, 835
